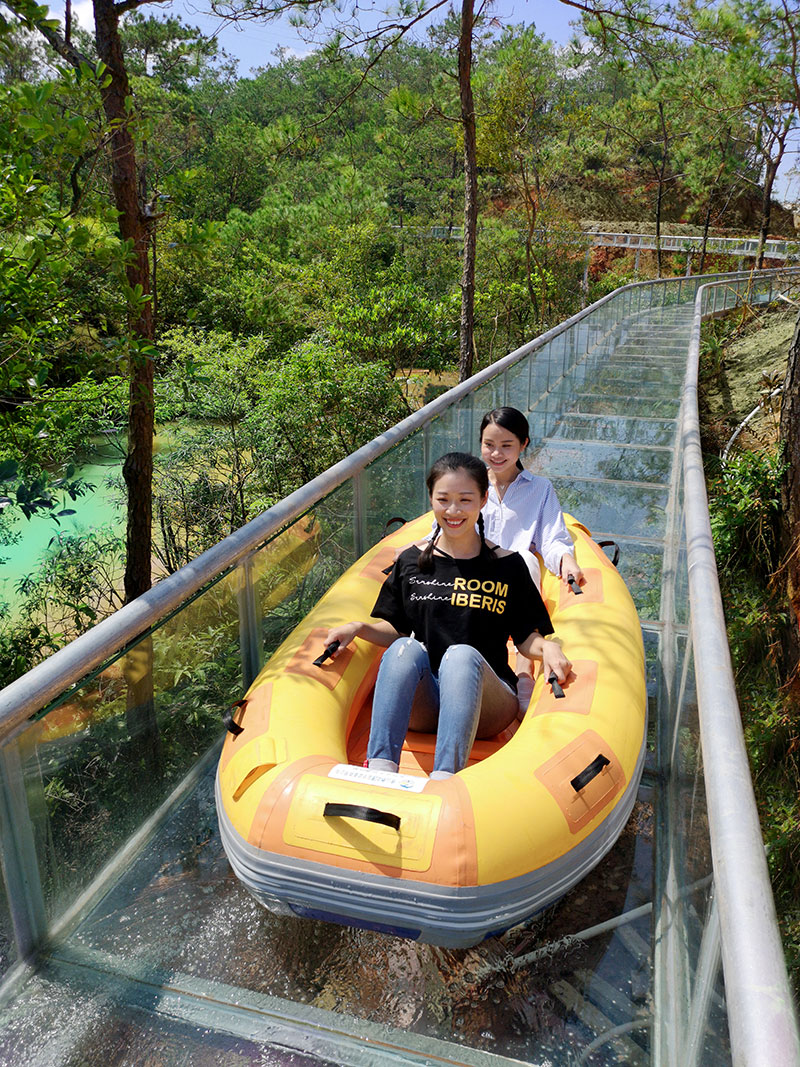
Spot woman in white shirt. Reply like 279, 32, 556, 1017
479, 406, 583, 711
479, 406, 583, 590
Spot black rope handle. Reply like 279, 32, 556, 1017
548, 672, 566, 699
223, 699, 246, 737
382, 516, 408, 539
596, 540, 620, 567
567, 573, 583, 595
570, 753, 611, 792
324, 802, 401, 831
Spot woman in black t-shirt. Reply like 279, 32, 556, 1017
325, 453, 571, 778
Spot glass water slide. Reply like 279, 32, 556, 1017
0, 272, 798, 1067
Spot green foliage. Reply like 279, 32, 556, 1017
717, 564, 800, 984
9, 375, 128, 468
325, 279, 457, 372
149, 328, 406, 570
708, 448, 785, 576
251, 338, 408, 490
708, 437, 799, 988
0, 608, 57, 688
14, 525, 125, 634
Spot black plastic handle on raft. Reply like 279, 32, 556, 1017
567, 574, 583, 595
596, 540, 621, 568
223, 699, 246, 737
382, 516, 408, 538
570, 753, 611, 792
548, 672, 566, 699
313, 640, 340, 667
324, 802, 401, 831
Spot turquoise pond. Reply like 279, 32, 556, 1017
0, 450, 125, 612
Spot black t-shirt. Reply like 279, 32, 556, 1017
370, 545, 553, 690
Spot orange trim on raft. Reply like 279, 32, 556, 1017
357, 544, 401, 584
534, 728, 624, 834
220, 683, 273, 775
285, 627, 356, 690
248, 755, 479, 885
530, 661, 598, 718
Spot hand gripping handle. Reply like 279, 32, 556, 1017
313, 640, 340, 667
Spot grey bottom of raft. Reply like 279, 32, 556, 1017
215, 736, 647, 949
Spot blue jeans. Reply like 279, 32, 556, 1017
366, 638, 517, 774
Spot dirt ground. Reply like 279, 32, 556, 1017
701, 303, 797, 453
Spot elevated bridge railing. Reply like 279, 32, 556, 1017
424, 224, 800, 262
0, 270, 798, 1065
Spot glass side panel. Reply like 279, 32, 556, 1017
426, 398, 476, 461
19, 570, 243, 926
253, 515, 328, 663
0, 854, 15, 983
57, 757, 658, 1066
613, 540, 666, 622
469, 379, 505, 429
504, 358, 531, 412
307, 479, 357, 570
362, 433, 427, 543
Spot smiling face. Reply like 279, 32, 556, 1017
480, 422, 528, 483
430, 469, 488, 547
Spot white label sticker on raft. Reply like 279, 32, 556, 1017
329, 764, 427, 793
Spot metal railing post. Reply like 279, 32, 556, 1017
0, 743, 48, 962
237, 553, 262, 690
353, 469, 368, 559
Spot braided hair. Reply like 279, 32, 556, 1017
418, 452, 491, 573
479, 406, 530, 471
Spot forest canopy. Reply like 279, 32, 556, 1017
1, 0, 798, 678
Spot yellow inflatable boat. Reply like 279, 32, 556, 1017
215, 513, 647, 947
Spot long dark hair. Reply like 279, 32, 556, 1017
479, 407, 530, 471
418, 452, 490, 572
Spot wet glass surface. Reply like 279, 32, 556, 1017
44, 764, 657, 1066
549, 478, 669, 540
535, 441, 673, 484
551, 415, 678, 449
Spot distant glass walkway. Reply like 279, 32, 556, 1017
424, 224, 800, 265
0, 271, 798, 1066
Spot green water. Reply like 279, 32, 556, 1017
0, 450, 125, 611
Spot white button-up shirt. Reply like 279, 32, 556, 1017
481, 469, 572, 576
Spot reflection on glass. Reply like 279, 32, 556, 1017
25, 573, 243, 923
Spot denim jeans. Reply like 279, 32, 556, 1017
366, 638, 517, 774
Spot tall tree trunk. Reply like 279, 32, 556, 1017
699, 198, 713, 275
92, 0, 154, 605
756, 156, 778, 270
93, 0, 159, 771
779, 314, 800, 690
654, 102, 668, 279
458, 0, 477, 384
29, 1, 160, 769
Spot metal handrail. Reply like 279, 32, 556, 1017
0, 284, 626, 738
587, 231, 800, 258
0, 267, 784, 744
683, 276, 800, 1066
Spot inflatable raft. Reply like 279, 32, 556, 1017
215, 513, 647, 947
